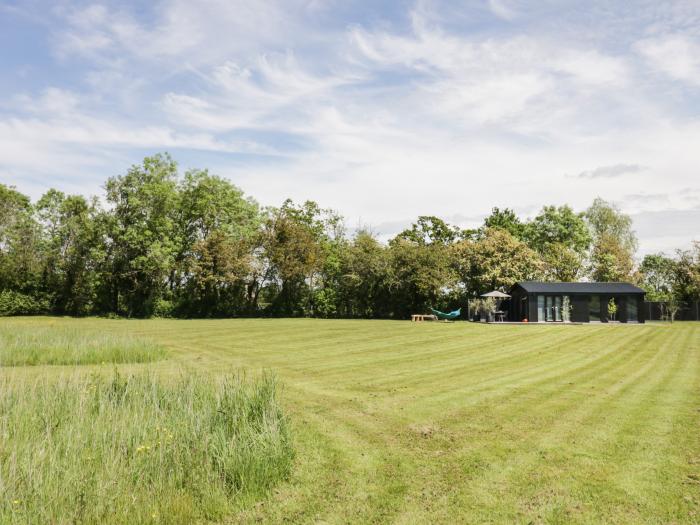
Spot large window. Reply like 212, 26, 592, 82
549, 296, 562, 322
628, 298, 638, 322
539, 296, 564, 322
589, 295, 601, 322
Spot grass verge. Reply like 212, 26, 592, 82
0, 371, 294, 524
0, 324, 165, 366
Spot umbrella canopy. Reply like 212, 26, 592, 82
481, 290, 511, 298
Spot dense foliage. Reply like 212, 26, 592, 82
1, 154, 698, 318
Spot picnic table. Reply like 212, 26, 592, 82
411, 314, 438, 322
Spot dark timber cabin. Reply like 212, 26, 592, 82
509, 282, 646, 323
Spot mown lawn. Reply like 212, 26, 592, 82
2, 318, 699, 524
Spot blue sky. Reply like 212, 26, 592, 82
1, 0, 700, 254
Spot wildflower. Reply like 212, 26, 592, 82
13, 500, 20, 505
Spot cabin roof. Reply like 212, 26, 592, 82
513, 281, 646, 294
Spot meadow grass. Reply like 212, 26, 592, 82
1, 317, 699, 524
0, 322, 165, 366
0, 370, 293, 524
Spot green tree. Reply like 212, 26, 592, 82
396, 216, 460, 245
337, 230, 392, 318
540, 243, 585, 281
262, 200, 342, 316
179, 169, 260, 242
525, 205, 591, 281
177, 170, 261, 316
36, 190, 102, 315
481, 207, 527, 240
673, 242, 700, 304
102, 154, 181, 317
0, 184, 43, 296
585, 198, 637, 282
638, 253, 677, 302
184, 230, 252, 316
453, 228, 544, 294
388, 236, 456, 317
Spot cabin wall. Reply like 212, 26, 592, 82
528, 294, 538, 322
635, 296, 646, 323
571, 295, 588, 322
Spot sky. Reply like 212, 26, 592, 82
1, 0, 699, 255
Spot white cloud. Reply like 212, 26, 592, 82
1, 0, 700, 257
575, 164, 644, 179
636, 35, 700, 85
488, 0, 518, 21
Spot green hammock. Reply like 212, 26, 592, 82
429, 307, 461, 320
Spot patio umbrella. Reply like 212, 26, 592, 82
480, 290, 511, 298
479, 290, 511, 321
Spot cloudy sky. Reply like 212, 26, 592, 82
1, 0, 699, 254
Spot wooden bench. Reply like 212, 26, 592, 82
411, 314, 438, 322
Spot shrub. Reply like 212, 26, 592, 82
0, 290, 49, 316
152, 298, 175, 318
0, 371, 293, 524
607, 297, 618, 321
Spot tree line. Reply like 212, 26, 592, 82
1, 154, 698, 318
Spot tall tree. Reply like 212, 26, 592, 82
0, 184, 43, 295
396, 216, 460, 245
540, 243, 585, 282
673, 242, 700, 304
638, 253, 677, 302
102, 154, 180, 317
527, 205, 591, 281
585, 198, 637, 282
177, 170, 261, 316
453, 228, 544, 294
481, 207, 527, 240
388, 235, 456, 317
262, 200, 341, 316
36, 190, 102, 315
337, 230, 392, 318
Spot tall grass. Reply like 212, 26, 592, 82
0, 325, 165, 366
0, 372, 294, 524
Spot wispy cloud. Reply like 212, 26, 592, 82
575, 164, 645, 179
0, 0, 699, 256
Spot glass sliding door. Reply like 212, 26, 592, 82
542, 296, 564, 322
537, 295, 545, 322
589, 295, 601, 322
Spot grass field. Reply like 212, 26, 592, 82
1, 318, 699, 524
0, 320, 165, 366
